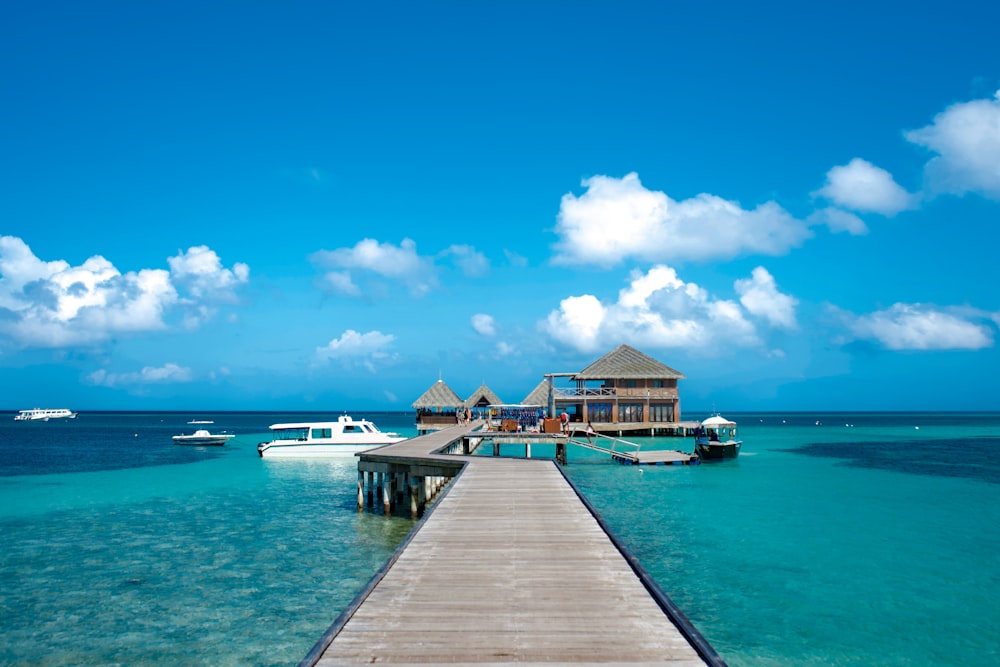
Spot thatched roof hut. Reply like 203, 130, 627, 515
464, 383, 502, 408
411, 379, 464, 410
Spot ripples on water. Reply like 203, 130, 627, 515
3, 412, 999, 666
1, 413, 417, 666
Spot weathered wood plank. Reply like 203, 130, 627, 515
305, 450, 720, 665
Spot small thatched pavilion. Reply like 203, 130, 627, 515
464, 383, 502, 411
412, 379, 464, 430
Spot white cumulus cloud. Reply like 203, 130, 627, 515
814, 158, 918, 215
906, 90, 1000, 200
541, 264, 770, 354
168, 245, 249, 301
0, 236, 248, 348
735, 267, 799, 330
843, 303, 995, 350
552, 173, 811, 267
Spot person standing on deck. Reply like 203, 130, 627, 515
559, 409, 569, 433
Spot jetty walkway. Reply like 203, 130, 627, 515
301, 423, 725, 666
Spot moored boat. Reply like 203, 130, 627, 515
257, 414, 405, 458
172, 429, 235, 446
694, 414, 742, 460
14, 408, 78, 421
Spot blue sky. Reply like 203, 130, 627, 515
2, 1, 999, 412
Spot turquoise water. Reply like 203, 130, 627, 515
566, 413, 1000, 666
2, 412, 999, 665
0, 413, 417, 667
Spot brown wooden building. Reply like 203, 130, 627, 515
547, 344, 688, 434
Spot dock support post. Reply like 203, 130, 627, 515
493, 442, 500, 457
526, 443, 531, 458
418, 476, 427, 514
409, 477, 419, 519
556, 442, 567, 465
462, 438, 470, 455
357, 470, 364, 511
366, 471, 375, 507
383, 474, 392, 515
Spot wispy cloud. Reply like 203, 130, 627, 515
88, 363, 193, 387
311, 238, 438, 298
440, 244, 490, 277
836, 303, 996, 350
315, 329, 397, 372
471, 313, 496, 336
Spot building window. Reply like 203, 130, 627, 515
648, 403, 674, 422
618, 403, 644, 423
588, 403, 613, 422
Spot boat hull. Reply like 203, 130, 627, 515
256, 442, 394, 458
173, 437, 232, 446
696, 440, 741, 460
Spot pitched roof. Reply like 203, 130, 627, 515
464, 383, 503, 408
574, 344, 685, 380
411, 379, 464, 408
522, 378, 551, 407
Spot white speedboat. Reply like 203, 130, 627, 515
257, 414, 405, 458
14, 408, 78, 421
172, 429, 235, 446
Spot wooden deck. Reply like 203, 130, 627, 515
302, 424, 724, 666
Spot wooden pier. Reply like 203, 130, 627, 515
300, 423, 724, 665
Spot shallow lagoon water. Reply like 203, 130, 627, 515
2, 411, 998, 665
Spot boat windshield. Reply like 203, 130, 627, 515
271, 427, 309, 441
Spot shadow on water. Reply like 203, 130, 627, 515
779, 435, 1000, 484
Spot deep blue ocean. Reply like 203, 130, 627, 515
2, 411, 998, 666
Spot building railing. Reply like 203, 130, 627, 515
553, 388, 679, 400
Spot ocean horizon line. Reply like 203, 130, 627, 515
6, 408, 999, 415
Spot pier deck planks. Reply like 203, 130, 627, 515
313, 453, 708, 665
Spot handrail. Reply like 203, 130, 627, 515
567, 431, 643, 461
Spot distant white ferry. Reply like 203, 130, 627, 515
257, 414, 405, 458
14, 408, 78, 421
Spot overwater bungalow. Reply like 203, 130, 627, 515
546, 344, 693, 436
